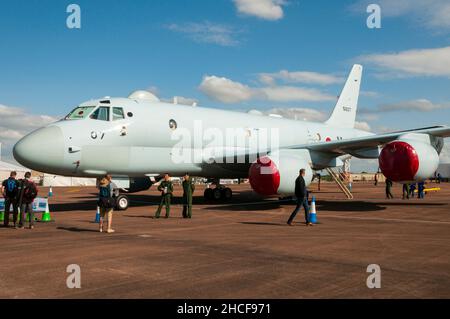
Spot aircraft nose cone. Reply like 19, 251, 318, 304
13, 126, 64, 172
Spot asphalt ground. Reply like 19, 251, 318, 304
0, 181, 449, 298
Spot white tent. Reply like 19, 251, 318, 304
0, 160, 28, 181
42, 174, 97, 187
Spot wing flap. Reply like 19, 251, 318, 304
289, 126, 450, 155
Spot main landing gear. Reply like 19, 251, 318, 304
204, 183, 233, 201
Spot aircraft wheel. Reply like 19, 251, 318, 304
212, 188, 222, 200
115, 195, 129, 211
204, 188, 213, 200
222, 187, 232, 200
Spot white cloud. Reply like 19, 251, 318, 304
259, 86, 335, 102
165, 22, 240, 46
360, 91, 380, 98
351, 0, 450, 32
354, 121, 371, 132
199, 75, 335, 104
199, 76, 255, 103
359, 46, 450, 78
0, 104, 58, 160
233, 0, 286, 21
259, 70, 344, 86
362, 99, 450, 113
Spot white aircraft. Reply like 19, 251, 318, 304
13, 65, 450, 209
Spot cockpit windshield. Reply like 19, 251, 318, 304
65, 106, 96, 120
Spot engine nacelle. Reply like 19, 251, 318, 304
248, 150, 313, 196
379, 135, 440, 183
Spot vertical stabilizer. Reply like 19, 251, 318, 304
325, 64, 362, 129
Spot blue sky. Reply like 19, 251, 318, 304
1, 0, 450, 167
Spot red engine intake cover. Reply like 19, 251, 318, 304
248, 156, 280, 196
379, 141, 419, 182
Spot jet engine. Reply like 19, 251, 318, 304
379, 134, 441, 182
248, 150, 313, 196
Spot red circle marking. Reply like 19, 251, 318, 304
248, 156, 280, 196
379, 141, 419, 182
325, 137, 332, 142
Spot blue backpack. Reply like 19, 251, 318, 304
5, 178, 18, 198
99, 186, 111, 198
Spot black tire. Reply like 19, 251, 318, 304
212, 188, 222, 200
115, 195, 129, 211
204, 188, 213, 200
222, 187, 232, 200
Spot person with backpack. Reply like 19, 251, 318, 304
18, 172, 38, 229
1, 171, 19, 228
97, 175, 116, 233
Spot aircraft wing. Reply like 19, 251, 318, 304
289, 125, 450, 155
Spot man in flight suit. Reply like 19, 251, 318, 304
182, 173, 195, 219
155, 173, 173, 219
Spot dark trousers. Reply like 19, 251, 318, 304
155, 195, 171, 218
182, 196, 193, 218
19, 203, 34, 227
386, 188, 393, 199
3, 198, 18, 227
288, 197, 310, 224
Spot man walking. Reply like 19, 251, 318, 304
18, 172, 38, 229
155, 173, 173, 219
385, 178, 394, 199
402, 183, 410, 200
182, 173, 195, 219
287, 169, 312, 226
1, 171, 19, 228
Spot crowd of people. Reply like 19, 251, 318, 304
2, 168, 439, 233
384, 178, 427, 200
1, 171, 38, 229
95, 172, 195, 233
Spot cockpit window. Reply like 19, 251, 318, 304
65, 106, 96, 120
112, 107, 125, 121
90, 107, 110, 121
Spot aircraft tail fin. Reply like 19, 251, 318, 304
325, 64, 363, 129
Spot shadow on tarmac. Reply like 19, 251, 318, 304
57, 226, 99, 233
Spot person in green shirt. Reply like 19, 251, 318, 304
182, 173, 195, 219
155, 173, 173, 219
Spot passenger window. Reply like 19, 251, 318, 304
112, 107, 125, 121
90, 107, 110, 121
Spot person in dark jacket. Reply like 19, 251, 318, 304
17, 172, 38, 229
1, 171, 19, 228
287, 169, 312, 226
417, 181, 425, 199
385, 178, 394, 199
402, 183, 410, 200
182, 173, 195, 219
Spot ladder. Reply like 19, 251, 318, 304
326, 167, 354, 199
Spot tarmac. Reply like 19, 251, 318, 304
0, 181, 449, 299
